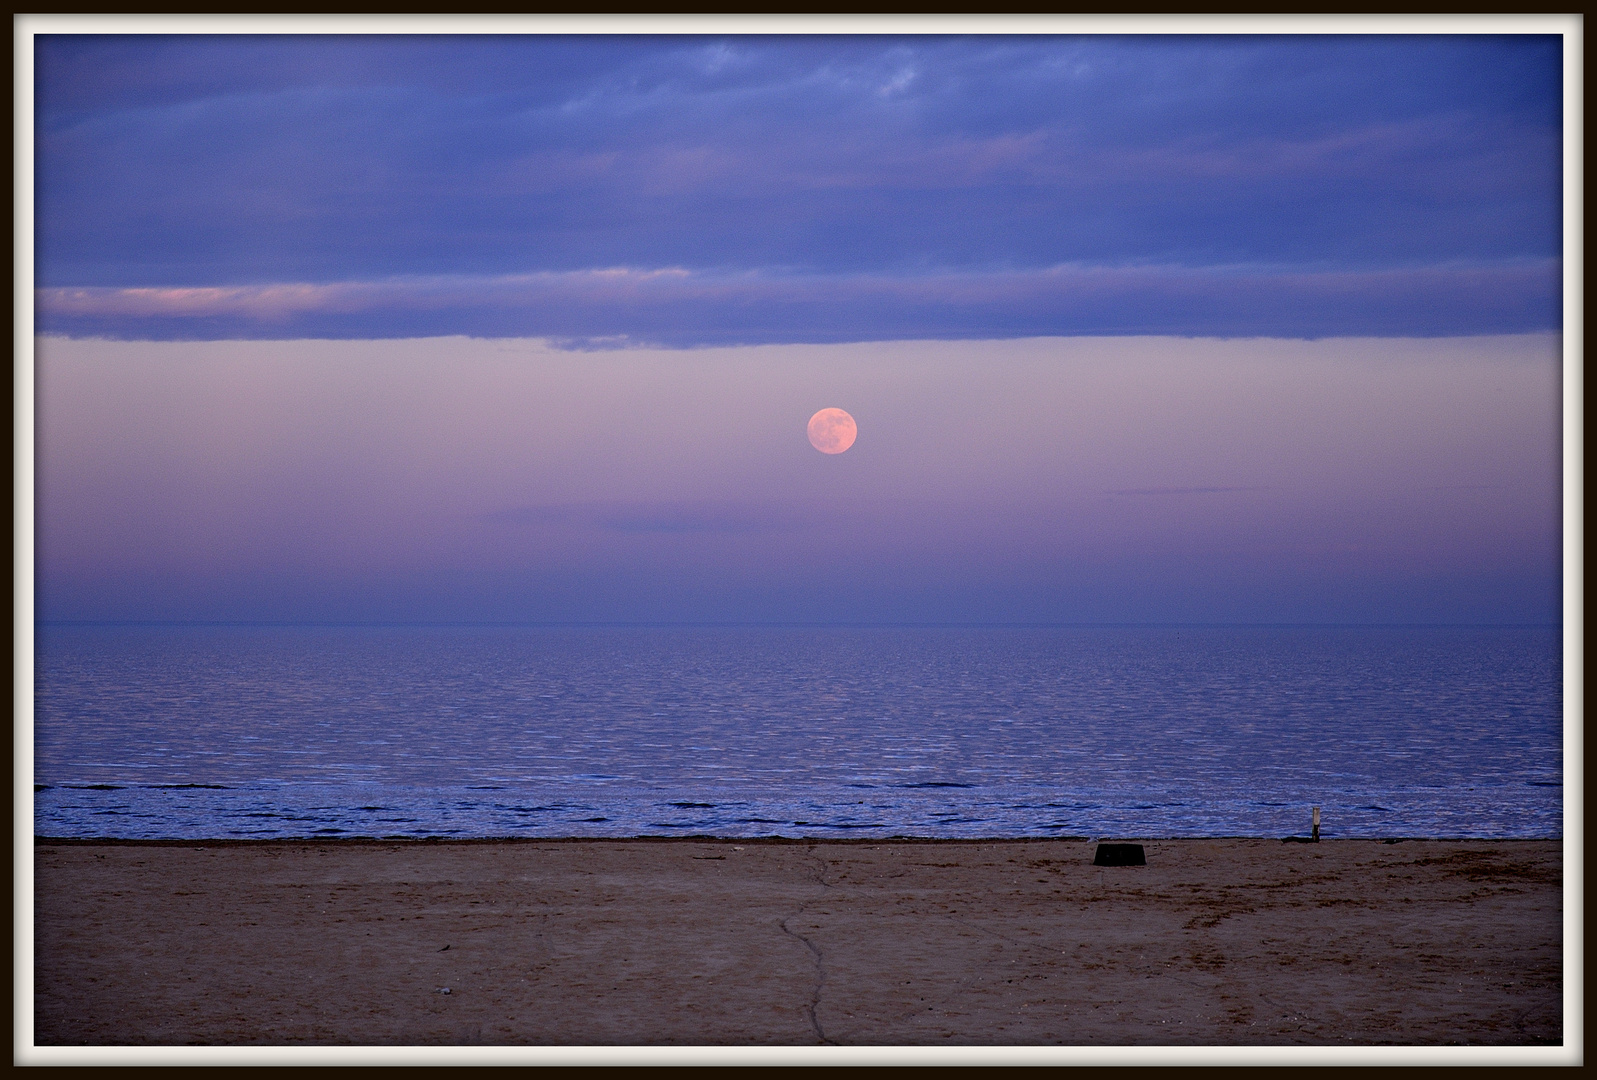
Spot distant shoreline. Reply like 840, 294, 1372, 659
32, 834, 1564, 846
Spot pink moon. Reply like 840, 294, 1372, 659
807, 408, 857, 454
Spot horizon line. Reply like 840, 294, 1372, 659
34, 619, 1563, 630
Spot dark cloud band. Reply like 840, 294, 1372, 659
32, 35, 1563, 342
36, 261, 1559, 344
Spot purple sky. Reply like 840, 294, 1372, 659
36, 334, 1561, 624
28, 32, 1566, 624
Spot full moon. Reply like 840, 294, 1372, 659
807, 408, 857, 454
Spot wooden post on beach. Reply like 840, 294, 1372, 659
1312, 806, 1320, 842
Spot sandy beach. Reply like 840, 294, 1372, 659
32, 837, 1561, 1047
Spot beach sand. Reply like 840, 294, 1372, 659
33, 837, 1561, 1047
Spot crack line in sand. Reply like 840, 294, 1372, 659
1257, 991, 1333, 1029
804, 847, 836, 890
775, 846, 839, 1045
778, 912, 834, 1044
943, 912, 1031, 951
1142, 965, 1224, 995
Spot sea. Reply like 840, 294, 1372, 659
32, 624, 1563, 841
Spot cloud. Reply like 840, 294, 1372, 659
1103, 486, 1271, 496
33, 36, 1562, 343
36, 261, 1560, 343
484, 501, 808, 535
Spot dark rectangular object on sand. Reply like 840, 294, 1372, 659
1093, 843, 1146, 866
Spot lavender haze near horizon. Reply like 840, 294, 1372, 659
36, 333, 1558, 626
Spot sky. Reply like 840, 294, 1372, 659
29, 30, 1567, 625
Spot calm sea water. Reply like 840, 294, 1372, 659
33, 625, 1562, 840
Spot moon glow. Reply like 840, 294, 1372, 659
807, 408, 857, 454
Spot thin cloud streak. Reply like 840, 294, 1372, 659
35, 261, 1560, 344
1104, 486, 1271, 496
484, 501, 812, 535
